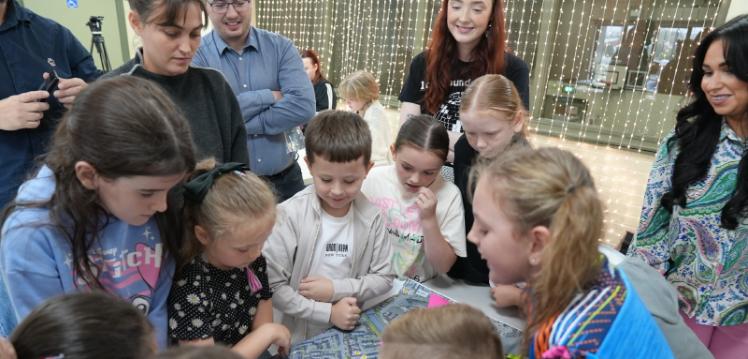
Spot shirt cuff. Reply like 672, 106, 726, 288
259, 89, 276, 107
310, 301, 333, 325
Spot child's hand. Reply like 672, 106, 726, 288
299, 276, 334, 302
491, 284, 523, 308
258, 323, 291, 356
0, 338, 16, 359
416, 187, 437, 221
330, 297, 360, 330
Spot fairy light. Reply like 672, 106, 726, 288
255, 0, 727, 244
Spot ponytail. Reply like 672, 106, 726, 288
472, 147, 603, 352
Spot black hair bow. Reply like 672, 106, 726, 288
183, 162, 249, 203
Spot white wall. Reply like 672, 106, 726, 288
726, 0, 748, 21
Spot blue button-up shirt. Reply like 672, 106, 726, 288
193, 27, 315, 176
0, 0, 100, 208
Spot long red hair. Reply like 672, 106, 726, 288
424, 0, 506, 114
301, 49, 326, 84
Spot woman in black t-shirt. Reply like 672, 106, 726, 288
399, 0, 530, 163
302, 49, 337, 113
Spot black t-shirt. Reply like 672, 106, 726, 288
168, 255, 272, 346
313, 79, 337, 112
398, 50, 530, 132
449, 133, 530, 285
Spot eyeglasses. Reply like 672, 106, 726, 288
209, 0, 251, 14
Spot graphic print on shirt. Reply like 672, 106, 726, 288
68, 226, 162, 314
419, 79, 471, 132
369, 197, 425, 281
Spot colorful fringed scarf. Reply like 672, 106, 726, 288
530, 257, 674, 359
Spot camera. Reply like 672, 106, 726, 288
86, 16, 104, 34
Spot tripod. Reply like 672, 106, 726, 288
90, 31, 111, 73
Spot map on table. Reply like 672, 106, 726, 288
288, 279, 523, 358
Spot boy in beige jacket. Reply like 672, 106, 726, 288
263, 110, 395, 343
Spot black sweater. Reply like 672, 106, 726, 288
105, 57, 249, 165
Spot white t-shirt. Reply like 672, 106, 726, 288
307, 209, 355, 280
362, 165, 466, 282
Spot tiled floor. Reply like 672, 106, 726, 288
529, 135, 655, 247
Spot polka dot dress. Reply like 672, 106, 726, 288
168, 255, 272, 345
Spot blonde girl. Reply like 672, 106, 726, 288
168, 160, 290, 358
449, 74, 528, 286
469, 147, 674, 357
339, 70, 395, 166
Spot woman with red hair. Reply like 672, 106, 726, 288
302, 49, 337, 112
399, 0, 529, 161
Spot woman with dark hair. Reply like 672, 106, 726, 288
0, 76, 196, 349
398, 0, 530, 163
302, 49, 337, 112
106, 0, 248, 164
628, 14, 748, 358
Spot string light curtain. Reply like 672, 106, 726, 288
258, 0, 726, 152
257, 0, 440, 105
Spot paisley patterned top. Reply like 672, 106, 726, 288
629, 121, 748, 326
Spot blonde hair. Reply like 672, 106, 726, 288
380, 304, 503, 359
180, 159, 277, 266
339, 70, 380, 103
471, 147, 602, 350
460, 74, 528, 137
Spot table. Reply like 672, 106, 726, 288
288, 278, 525, 358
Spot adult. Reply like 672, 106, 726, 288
628, 15, 748, 358
194, 0, 315, 202
106, 0, 248, 165
302, 48, 337, 113
399, 0, 530, 163
0, 0, 100, 209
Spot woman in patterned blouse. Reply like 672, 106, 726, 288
628, 15, 748, 358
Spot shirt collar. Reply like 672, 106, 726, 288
720, 119, 745, 145
0, 0, 31, 32
212, 26, 257, 55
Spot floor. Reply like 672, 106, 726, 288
529, 135, 655, 247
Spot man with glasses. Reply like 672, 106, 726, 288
195, 0, 315, 202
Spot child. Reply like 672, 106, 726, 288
362, 115, 466, 282
450, 74, 529, 286
168, 160, 290, 358
628, 15, 748, 358
0, 76, 196, 349
9, 292, 156, 359
339, 71, 395, 166
469, 147, 675, 358
263, 110, 395, 343
379, 304, 502, 359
